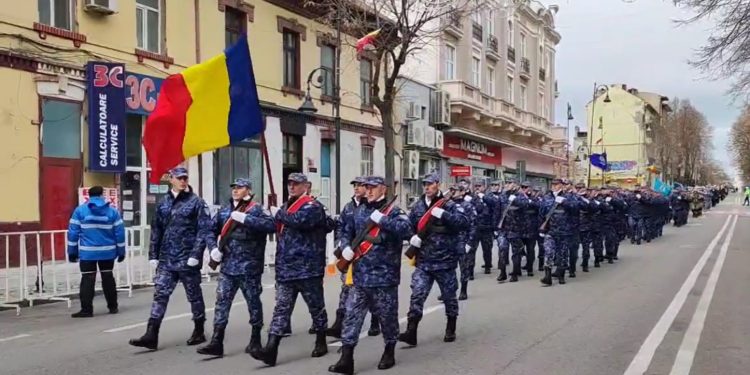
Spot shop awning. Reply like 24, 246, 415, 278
445, 127, 566, 162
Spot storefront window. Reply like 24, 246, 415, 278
126, 115, 142, 167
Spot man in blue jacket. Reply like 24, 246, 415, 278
67, 186, 126, 318
129, 167, 214, 350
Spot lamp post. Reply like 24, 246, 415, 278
574, 144, 589, 182
586, 83, 611, 187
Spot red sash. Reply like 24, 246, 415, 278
220, 201, 256, 239
417, 198, 448, 232
276, 195, 314, 236
357, 202, 396, 254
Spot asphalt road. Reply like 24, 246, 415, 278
1, 196, 748, 375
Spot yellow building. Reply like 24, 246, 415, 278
0, 0, 384, 244
581, 84, 669, 188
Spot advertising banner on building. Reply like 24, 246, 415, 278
87, 61, 126, 173
125, 72, 163, 115
443, 135, 502, 165
450, 166, 472, 176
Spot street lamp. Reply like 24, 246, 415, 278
587, 83, 611, 187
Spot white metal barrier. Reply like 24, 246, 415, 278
0, 232, 24, 315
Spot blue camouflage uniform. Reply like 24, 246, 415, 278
209, 181, 276, 331
148, 172, 213, 323
469, 189, 495, 273
628, 191, 648, 244
577, 190, 599, 270
565, 187, 583, 275
532, 189, 546, 271
671, 190, 690, 226
269, 173, 329, 336
498, 188, 530, 279
454, 190, 477, 287
520, 185, 540, 275
339, 176, 412, 347
601, 192, 625, 261
539, 188, 579, 273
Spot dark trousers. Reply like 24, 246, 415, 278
79, 259, 117, 313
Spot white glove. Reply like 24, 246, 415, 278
409, 235, 422, 248
463, 195, 473, 202
606, 197, 612, 202
477, 193, 485, 199
582, 198, 590, 204
270, 206, 280, 216
465, 244, 471, 253
509, 195, 517, 202
230, 211, 247, 223
636, 194, 642, 199
149, 259, 159, 268
539, 233, 546, 238
555, 196, 565, 204
210, 248, 222, 263
594, 200, 601, 205
677, 196, 682, 200
431, 207, 445, 219
342, 246, 355, 261
369, 210, 384, 224
187, 257, 200, 267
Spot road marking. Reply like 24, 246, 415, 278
328, 304, 445, 347
0, 334, 31, 343
623, 215, 734, 375
670, 215, 738, 375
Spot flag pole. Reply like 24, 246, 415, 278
261, 130, 277, 208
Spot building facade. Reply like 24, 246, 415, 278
0, 0, 386, 240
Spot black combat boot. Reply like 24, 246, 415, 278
311, 331, 328, 357
458, 283, 468, 300
510, 261, 520, 282
443, 316, 457, 342
398, 317, 420, 346
309, 325, 317, 335
509, 274, 519, 282
328, 344, 354, 374
496, 267, 508, 283
186, 318, 206, 346
377, 342, 396, 370
197, 327, 225, 357
245, 325, 262, 357
582, 263, 589, 273
252, 334, 281, 366
538, 263, 544, 272
484, 267, 491, 274
594, 259, 601, 268
129, 318, 160, 350
540, 267, 553, 286
326, 309, 345, 338
556, 268, 566, 285
367, 314, 381, 336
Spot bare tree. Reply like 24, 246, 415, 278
729, 106, 750, 181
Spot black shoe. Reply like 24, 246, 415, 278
187, 319, 206, 346
613, 256, 619, 260
252, 334, 281, 366
398, 317, 420, 346
326, 309, 345, 338
311, 331, 328, 357
71, 310, 93, 318
527, 271, 534, 277
594, 261, 601, 268
608, 258, 614, 264
108, 307, 119, 314
582, 265, 589, 273
245, 326, 262, 357
540, 267, 553, 286
377, 343, 396, 370
367, 315, 381, 337
281, 324, 292, 337
496, 269, 507, 283
129, 319, 160, 350
569, 272, 576, 278
636, 240, 642, 245
443, 316, 457, 343
556, 269, 566, 285
309, 326, 317, 335
469, 274, 475, 281
484, 267, 491, 274
459, 283, 468, 301
328, 344, 354, 374
538, 265, 544, 272
509, 274, 518, 282
197, 327, 225, 357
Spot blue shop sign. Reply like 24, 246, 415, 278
87, 62, 126, 173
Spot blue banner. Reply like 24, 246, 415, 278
87, 62, 126, 173
590, 152, 608, 171
124, 72, 163, 115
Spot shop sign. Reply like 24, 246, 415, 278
125, 73, 163, 115
450, 166, 472, 176
443, 135, 502, 165
78, 187, 120, 208
87, 62, 126, 173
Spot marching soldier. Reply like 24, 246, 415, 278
451, 184, 477, 300
399, 173, 469, 346
252, 173, 330, 366
576, 185, 599, 273
328, 176, 412, 374
197, 178, 275, 357
600, 186, 624, 264
469, 180, 495, 276
129, 167, 213, 350
496, 179, 529, 283
519, 182, 539, 277
531, 186, 546, 272
539, 178, 579, 286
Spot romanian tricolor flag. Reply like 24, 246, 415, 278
356, 29, 381, 53
143, 36, 263, 183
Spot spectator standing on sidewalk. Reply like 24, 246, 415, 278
743, 186, 750, 206
67, 185, 126, 318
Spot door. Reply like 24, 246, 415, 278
319, 142, 332, 208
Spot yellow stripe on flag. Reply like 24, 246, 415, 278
181, 53, 232, 158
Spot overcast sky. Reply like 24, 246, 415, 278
547, 0, 741, 180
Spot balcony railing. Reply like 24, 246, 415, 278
539, 67, 546, 82
442, 12, 463, 37
521, 58, 530, 76
507, 46, 516, 63
472, 23, 483, 41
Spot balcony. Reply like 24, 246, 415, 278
539, 67, 547, 82
472, 23, 483, 42
507, 46, 516, 64
443, 12, 463, 38
485, 35, 501, 61
520, 58, 531, 79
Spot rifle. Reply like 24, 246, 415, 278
404, 190, 454, 260
335, 195, 398, 273
496, 192, 516, 230
538, 195, 563, 234
209, 197, 255, 270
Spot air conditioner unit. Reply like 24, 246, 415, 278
84, 0, 117, 14
433, 90, 451, 126
407, 101, 419, 120
423, 126, 435, 149
406, 150, 420, 179
406, 122, 425, 147
435, 130, 444, 150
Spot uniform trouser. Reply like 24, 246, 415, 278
79, 259, 117, 313
580, 231, 592, 266
470, 231, 494, 270
269, 277, 328, 336
149, 268, 205, 322
537, 236, 546, 267
407, 267, 459, 319
568, 233, 581, 272
212, 272, 263, 329
629, 217, 644, 243
496, 232, 510, 269
498, 233, 525, 274
676, 209, 689, 226
543, 235, 569, 272
523, 236, 537, 272
604, 230, 618, 259
341, 286, 398, 347
590, 231, 604, 262
459, 245, 473, 285
336, 272, 378, 324
744, 196, 749, 206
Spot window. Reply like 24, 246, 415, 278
520, 84, 527, 110
472, 56, 481, 87
41, 99, 81, 159
321, 44, 336, 97
472, 11, 482, 25
488, 10, 496, 36
283, 134, 302, 167
421, 106, 427, 120
360, 59, 372, 106
520, 33, 527, 58
542, 93, 549, 118
136, 0, 161, 53
214, 138, 263, 205
539, 45, 545, 67
445, 44, 456, 80
225, 7, 245, 48
38, 0, 72, 30
361, 146, 374, 176
283, 30, 300, 89
538, 93, 544, 116
487, 66, 495, 96
507, 19, 514, 46
506, 75, 514, 102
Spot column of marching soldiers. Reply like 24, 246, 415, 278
126, 167, 693, 375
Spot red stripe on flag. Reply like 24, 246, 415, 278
143, 74, 193, 183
